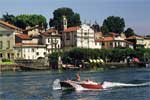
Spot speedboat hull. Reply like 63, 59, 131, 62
60, 80, 103, 91
60, 81, 75, 90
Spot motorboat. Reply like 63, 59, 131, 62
54, 79, 150, 91
60, 80, 103, 91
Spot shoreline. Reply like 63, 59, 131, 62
0, 62, 146, 72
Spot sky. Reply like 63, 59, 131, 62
0, 0, 149, 35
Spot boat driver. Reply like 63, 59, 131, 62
76, 73, 80, 81
72, 73, 80, 81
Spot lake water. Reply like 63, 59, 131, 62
0, 68, 150, 100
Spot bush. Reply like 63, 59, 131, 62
49, 48, 150, 67
2, 58, 11, 62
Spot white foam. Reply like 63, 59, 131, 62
52, 79, 61, 90
102, 81, 150, 89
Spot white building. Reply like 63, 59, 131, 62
95, 32, 133, 49
41, 29, 61, 53
144, 36, 150, 48
63, 24, 98, 49
14, 34, 46, 59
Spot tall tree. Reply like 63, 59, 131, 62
1, 12, 16, 25
1, 13, 47, 29
49, 7, 81, 31
124, 28, 135, 37
92, 21, 101, 32
15, 14, 47, 29
101, 16, 125, 34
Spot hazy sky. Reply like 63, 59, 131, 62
0, 0, 149, 35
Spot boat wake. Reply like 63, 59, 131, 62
52, 79, 61, 90
52, 79, 150, 91
102, 81, 150, 89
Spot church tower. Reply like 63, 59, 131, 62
63, 15, 67, 30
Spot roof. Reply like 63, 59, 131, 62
15, 43, 38, 46
95, 37, 114, 42
95, 37, 133, 44
63, 26, 80, 33
15, 43, 46, 47
16, 34, 31, 40
41, 29, 61, 37
126, 35, 144, 40
0, 20, 22, 30
144, 36, 150, 39
47, 28, 57, 33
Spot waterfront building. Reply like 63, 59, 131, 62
144, 36, 150, 48
95, 32, 133, 48
41, 28, 62, 53
126, 35, 150, 49
63, 24, 97, 49
14, 34, 46, 59
0, 20, 22, 60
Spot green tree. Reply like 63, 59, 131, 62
15, 14, 47, 29
49, 52, 62, 69
124, 28, 135, 37
49, 7, 81, 31
101, 25, 109, 34
1, 13, 47, 29
1, 12, 16, 25
101, 16, 125, 33
92, 21, 101, 32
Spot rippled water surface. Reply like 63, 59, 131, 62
0, 68, 150, 100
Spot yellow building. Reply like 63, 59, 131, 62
0, 20, 22, 60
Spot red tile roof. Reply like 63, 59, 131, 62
63, 26, 80, 33
15, 43, 38, 46
16, 34, 31, 39
95, 37, 114, 42
47, 28, 57, 33
41, 29, 61, 37
0, 20, 22, 30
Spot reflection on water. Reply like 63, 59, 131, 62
0, 68, 150, 100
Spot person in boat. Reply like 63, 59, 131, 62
76, 73, 80, 81
72, 73, 81, 81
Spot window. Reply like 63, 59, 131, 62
17, 53, 19, 57
7, 34, 10, 37
0, 41, 2, 49
32, 48, 34, 52
44, 52, 46, 55
0, 53, 2, 57
48, 38, 50, 43
84, 33, 87, 35
36, 52, 39, 55
7, 53, 10, 59
110, 42, 113, 46
95, 42, 97, 45
66, 33, 70, 40
102, 42, 104, 46
7, 41, 10, 49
